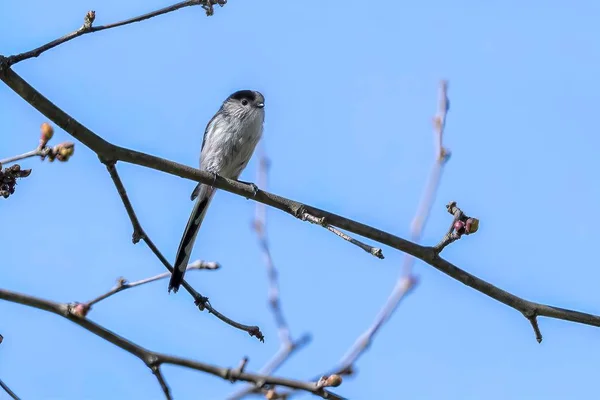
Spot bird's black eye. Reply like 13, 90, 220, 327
241, 99, 249, 106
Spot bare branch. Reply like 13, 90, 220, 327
0, 378, 20, 400
104, 162, 264, 341
152, 365, 172, 400
1, 68, 598, 338
0, 288, 341, 399
3, 1, 226, 67
301, 212, 384, 259
0, 335, 20, 400
76, 260, 220, 314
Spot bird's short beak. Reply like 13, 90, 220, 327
256, 102, 264, 108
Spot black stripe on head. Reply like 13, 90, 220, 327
228, 90, 256, 103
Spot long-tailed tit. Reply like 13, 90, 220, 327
168, 90, 265, 293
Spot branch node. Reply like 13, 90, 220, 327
523, 310, 543, 343
68, 302, 91, 318
132, 230, 144, 244
81, 10, 96, 31
434, 201, 479, 253
227, 356, 249, 383
194, 295, 210, 311
248, 326, 265, 343
201, 0, 227, 16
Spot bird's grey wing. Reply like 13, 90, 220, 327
191, 107, 224, 201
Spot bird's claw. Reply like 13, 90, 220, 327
238, 180, 259, 198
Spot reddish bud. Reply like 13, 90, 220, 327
71, 303, 90, 318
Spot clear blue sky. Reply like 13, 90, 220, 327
2, 1, 600, 399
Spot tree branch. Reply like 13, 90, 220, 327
66, 261, 220, 319
104, 162, 264, 341
0, 288, 342, 399
1, 67, 599, 341
3, 1, 226, 67
0, 378, 20, 400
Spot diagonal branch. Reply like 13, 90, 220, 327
0, 378, 20, 400
0, 288, 342, 399
105, 162, 264, 341
327, 80, 452, 380
4, 1, 226, 67
1, 67, 599, 340
85, 260, 219, 307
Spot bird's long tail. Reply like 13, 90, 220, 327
169, 184, 215, 293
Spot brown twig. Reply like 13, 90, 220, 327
227, 147, 312, 399
301, 212, 384, 259
104, 162, 264, 341
69, 260, 220, 318
0, 334, 20, 400
3, 1, 226, 67
0, 288, 341, 399
0, 67, 598, 339
0, 378, 20, 400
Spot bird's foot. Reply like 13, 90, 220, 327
238, 180, 259, 198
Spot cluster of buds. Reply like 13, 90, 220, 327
39, 123, 75, 162
203, 0, 227, 16
0, 163, 32, 199
44, 142, 75, 162
434, 201, 479, 253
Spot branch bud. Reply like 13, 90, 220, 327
39, 122, 54, 148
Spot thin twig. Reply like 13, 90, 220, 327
0, 378, 20, 400
152, 366, 172, 400
301, 213, 384, 259
0, 288, 341, 399
84, 260, 220, 308
4, 1, 226, 67
105, 162, 264, 342
0, 149, 43, 165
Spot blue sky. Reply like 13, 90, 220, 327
2, 1, 600, 399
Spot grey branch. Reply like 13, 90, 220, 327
301, 212, 384, 259
84, 260, 220, 309
2, 1, 226, 67
0, 288, 341, 399
1, 67, 599, 342
0, 378, 20, 400
104, 162, 264, 341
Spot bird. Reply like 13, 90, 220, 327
168, 89, 265, 293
